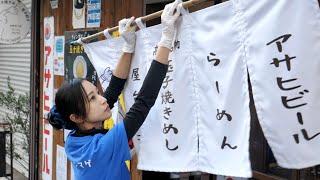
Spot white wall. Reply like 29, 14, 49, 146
0, 0, 32, 177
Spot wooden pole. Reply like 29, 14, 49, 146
74, 0, 208, 44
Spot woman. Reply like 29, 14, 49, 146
48, 1, 181, 179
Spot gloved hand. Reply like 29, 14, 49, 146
158, 0, 182, 49
119, 17, 137, 53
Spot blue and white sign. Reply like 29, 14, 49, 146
86, 0, 101, 28
54, 36, 65, 76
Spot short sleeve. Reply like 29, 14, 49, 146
94, 121, 131, 165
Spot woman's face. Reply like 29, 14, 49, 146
81, 80, 112, 123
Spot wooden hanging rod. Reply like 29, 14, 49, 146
72, 0, 209, 44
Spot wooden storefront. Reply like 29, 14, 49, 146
33, 0, 320, 179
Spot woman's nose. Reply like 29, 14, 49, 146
99, 95, 107, 104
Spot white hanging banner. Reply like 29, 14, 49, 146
124, 3, 251, 177
135, 24, 200, 173
232, 0, 320, 168
72, 0, 86, 29
42, 16, 54, 180
83, 38, 123, 91
83, 2, 252, 177
191, 2, 251, 177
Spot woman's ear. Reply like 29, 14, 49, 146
69, 114, 84, 124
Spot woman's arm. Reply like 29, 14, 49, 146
103, 17, 136, 109
123, 49, 169, 139
103, 53, 132, 109
123, 0, 181, 140
113, 52, 133, 79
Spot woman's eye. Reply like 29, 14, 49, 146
90, 96, 96, 101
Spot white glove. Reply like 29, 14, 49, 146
158, 0, 182, 49
119, 17, 137, 53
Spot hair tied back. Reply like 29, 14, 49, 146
47, 105, 66, 130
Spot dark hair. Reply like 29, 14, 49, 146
48, 79, 89, 130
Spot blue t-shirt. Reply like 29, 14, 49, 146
65, 122, 131, 180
